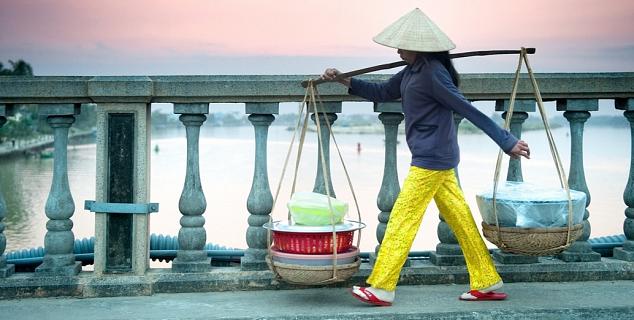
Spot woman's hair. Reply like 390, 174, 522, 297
419, 51, 460, 87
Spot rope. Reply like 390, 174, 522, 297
491, 48, 575, 254
522, 51, 574, 246
267, 80, 363, 284
309, 83, 339, 282
314, 86, 363, 253
267, 85, 311, 279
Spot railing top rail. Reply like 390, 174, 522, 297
1, 73, 633, 104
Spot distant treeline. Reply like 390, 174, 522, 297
0, 59, 33, 76
0, 59, 98, 141
0, 104, 97, 141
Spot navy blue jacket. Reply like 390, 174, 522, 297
349, 58, 518, 170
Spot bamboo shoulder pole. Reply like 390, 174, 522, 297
301, 48, 536, 88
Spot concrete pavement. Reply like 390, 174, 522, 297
1, 280, 633, 319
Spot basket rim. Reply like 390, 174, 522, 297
481, 222, 583, 234
271, 246, 359, 259
264, 220, 365, 233
268, 256, 361, 271
273, 230, 355, 236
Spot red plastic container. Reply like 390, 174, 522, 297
272, 230, 354, 254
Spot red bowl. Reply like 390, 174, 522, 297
272, 230, 354, 254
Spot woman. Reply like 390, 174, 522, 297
321, 8, 530, 305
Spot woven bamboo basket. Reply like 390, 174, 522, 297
479, 48, 587, 257
482, 222, 583, 256
266, 256, 361, 285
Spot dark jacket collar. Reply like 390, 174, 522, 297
410, 56, 427, 73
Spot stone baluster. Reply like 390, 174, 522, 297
35, 104, 82, 276
172, 103, 211, 272
498, 100, 533, 182
371, 102, 404, 264
430, 112, 466, 266
556, 99, 601, 261
615, 98, 634, 261
0, 104, 15, 278
490, 100, 539, 264
311, 102, 341, 197
242, 103, 277, 271
496, 99, 534, 182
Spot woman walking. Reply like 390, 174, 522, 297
321, 8, 530, 305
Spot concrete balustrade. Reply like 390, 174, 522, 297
172, 103, 211, 273
310, 102, 341, 197
35, 104, 82, 276
615, 98, 634, 261
556, 99, 602, 262
242, 102, 277, 271
2, 73, 633, 104
0, 104, 15, 278
372, 102, 404, 265
497, 99, 535, 183
0, 73, 633, 298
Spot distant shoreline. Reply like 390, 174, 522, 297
0, 130, 95, 160
292, 122, 566, 135
152, 113, 628, 134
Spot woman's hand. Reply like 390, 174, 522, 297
508, 140, 530, 159
321, 68, 351, 88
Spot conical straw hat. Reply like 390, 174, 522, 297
373, 8, 455, 52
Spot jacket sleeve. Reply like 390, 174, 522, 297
348, 70, 403, 102
431, 65, 518, 153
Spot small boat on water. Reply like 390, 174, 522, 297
39, 149, 53, 159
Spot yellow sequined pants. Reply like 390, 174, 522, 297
367, 166, 501, 291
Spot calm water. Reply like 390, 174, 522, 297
0, 125, 629, 255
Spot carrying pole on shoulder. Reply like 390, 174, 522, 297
301, 48, 536, 88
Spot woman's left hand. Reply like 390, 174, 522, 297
508, 140, 530, 159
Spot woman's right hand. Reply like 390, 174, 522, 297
321, 68, 351, 87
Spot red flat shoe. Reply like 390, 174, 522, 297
349, 287, 393, 306
459, 290, 508, 301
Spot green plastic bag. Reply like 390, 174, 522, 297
287, 192, 348, 226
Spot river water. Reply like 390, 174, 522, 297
0, 124, 629, 255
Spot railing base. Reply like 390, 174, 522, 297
240, 260, 269, 271
613, 247, 634, 261
429, 244, 466, 266
492, 250, 539, 264
5, 257, 634, 299
83, 275, 151, 297
240, 249, 269, 271
429, 252, 466, 266
0, 264, 14, 278
171, 259, 212, 273
558, 251, 602, 262
557, 241, 602, 262
34, 261, 82, 277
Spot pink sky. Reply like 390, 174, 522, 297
1, 0, 633, 75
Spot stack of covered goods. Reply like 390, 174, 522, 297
477, 181, 586, 255
265, 192, 365, 285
